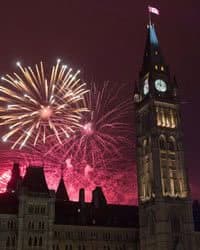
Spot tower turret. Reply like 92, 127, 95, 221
7, 162, 22, 193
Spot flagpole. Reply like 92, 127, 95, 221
148, 6, 160, 25
148, 7, 152, 26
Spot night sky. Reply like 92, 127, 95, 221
0, 1, 199, 202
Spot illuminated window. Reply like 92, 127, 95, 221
143, 139, 148, 155
155, 65, 158, 70
155, 51, 158, 55
161, 66, 164, 71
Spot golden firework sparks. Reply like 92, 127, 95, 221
0, 59, 89, 149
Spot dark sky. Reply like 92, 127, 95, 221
0, 1, 199, 197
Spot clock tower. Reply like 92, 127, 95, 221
134, 24, 195, 250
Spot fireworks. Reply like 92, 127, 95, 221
0, 60, 89, 149
0, 78, 136, 205
0, 61, 136, 204
46, 82, 134, 168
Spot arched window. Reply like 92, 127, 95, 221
143, 139, 148, 155
65, 246, 68, 250
56, 245, 60, 250
159, 136, 166, 150
6, 236, 10, 247
28, 237, 32, 246
39, 237, 42, 246
12, 236, 15, 246
168, 137, 176, 152
34, 237, 37, 246
10, 220, 13, 229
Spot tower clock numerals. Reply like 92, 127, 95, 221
155, 79, 167, 92
143, 78, 149, 95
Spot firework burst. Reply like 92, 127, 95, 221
46, 82, 134, 168
0, 60, 89, 149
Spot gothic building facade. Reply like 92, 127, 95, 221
134, 23, 200, 249
0, 23, 200, 250
0, 164, 138, 250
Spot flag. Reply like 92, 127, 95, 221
148, 6, 160, 15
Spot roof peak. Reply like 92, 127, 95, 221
56, 177, 69, 201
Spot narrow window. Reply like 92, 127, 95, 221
28, 237, 32, 246
12, 236, 15, 246
168, 137, 176, 151
159, 136, 166, 150
39, 237, 42, 246
6, 236, 10, 247
34, 237, 37, 246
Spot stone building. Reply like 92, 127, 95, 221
0, 164, 139, 250
134, 23, 200, 249
0, 22, 200, 250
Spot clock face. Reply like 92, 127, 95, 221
155, 79, 167, 92
143, 79, 149, 95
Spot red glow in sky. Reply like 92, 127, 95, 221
0, 160, 137, 205
0, 1, 199, 203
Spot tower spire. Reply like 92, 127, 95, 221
135, 21, 195, 250
140, 23, 165, 77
